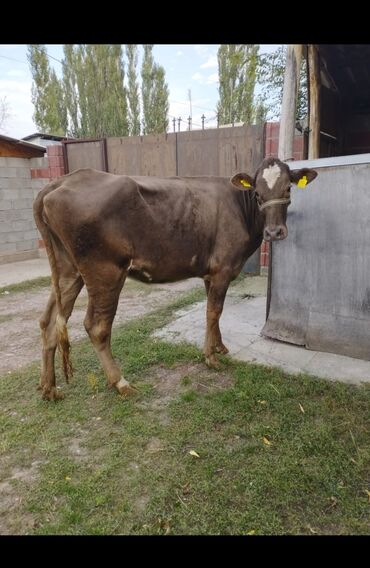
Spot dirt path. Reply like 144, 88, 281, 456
0, 278, 203, 375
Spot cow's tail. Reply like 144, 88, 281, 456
33, 184, 73, 383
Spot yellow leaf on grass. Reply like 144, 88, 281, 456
299, 403, 305, 413
365, 489, 370, 502
65, 476, 71, 481
189, 450, 200, 458
257, 400, 267, 405
263, 437, 271, 446
246, 530, 256, 535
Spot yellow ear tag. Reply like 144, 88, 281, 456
297, 175, 308, 188
240, 179, 251, 188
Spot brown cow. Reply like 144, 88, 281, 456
33, 157, 317, 401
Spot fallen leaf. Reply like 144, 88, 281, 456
246, 530, 256, 535
65, 476, 71, 481
182, 482, 191, 495
298, 403, 305, 413
365, 489, 370, 502
328, 496, 338, 509
263, 436, 271, 446
189, 450, 200, 458
268, 383, 280, 395
257, 400, 267, 405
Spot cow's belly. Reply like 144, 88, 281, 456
127, 252, 204, 283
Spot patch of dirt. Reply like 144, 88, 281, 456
0, 278, 202, 375
0, 460, 44, 535
138, 363, 234, 423
149, 363, 234, 399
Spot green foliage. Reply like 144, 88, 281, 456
217, 45, 261, 126
28, 44, 170, 138
141, 45, 169, 135
126, 45, 141, 136
27, 45, 67, 135
62, 44, 129, 138
257, 45, 308, 122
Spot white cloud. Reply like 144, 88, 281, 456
200, 55, 218, 69
7, 69, 26, 78
0, 79, 36, 138
193, 45, 210, 56
192, 72, 203, 82
191, 71, 218, 86
206, 73, 218, 84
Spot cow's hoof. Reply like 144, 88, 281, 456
216, 343, 229, 354
205, 355, 221, 369
115, 378, 138, 397
42, 387, 65, 401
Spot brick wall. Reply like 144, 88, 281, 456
0, 145, 65, 264
261, 122, 304, 274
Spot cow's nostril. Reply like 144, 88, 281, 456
264, 226, 287, 241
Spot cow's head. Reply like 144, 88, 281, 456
231, 157, 318, 241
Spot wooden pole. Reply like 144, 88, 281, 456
278, 45, 302, 161
308, 44, 321, 159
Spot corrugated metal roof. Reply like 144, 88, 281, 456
22, 132, 67, 142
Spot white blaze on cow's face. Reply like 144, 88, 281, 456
262, 163, 281, 190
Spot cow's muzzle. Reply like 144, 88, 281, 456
263, 225, 288, 241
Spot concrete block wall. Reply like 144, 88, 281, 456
0, 146, 65, 264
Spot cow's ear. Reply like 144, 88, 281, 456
231, 173, 255, 190
290, 168, 318, 188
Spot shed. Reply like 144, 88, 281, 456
0, 135, 46, 263
262, 45, 370, 361
0, 134, 46, 158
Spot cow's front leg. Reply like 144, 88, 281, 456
203, 273, 230, 368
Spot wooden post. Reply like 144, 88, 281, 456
278, 45, 302, 161
308, 44, 321, 159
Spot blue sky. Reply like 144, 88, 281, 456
0, 44, 279, 139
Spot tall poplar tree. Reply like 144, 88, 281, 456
141, 45, 169, 135
126, 44, 141, 135
27, 44, 67, 135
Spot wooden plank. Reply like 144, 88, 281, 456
177, 129, 219, 176
66, 140, 104, 172
107, 134, 177, 176
308, 44, 321, 159
0, 140, 45, 158
278, 45, 303, 161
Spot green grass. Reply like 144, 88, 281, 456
0, 285, 369, 535
0, 276, 51, 295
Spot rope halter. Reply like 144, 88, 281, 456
258, 197, 291, 211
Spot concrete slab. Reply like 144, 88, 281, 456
0, 258, 50, 287
154, 278, 370, 385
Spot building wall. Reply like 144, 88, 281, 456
25, 137, 63, 148
0, 145, 65, 264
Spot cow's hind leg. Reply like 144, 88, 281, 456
203, 272, 230, 368
83, 263, 136, 397
39, 266, 83, 401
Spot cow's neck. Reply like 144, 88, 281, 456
237, 189, 264, 238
